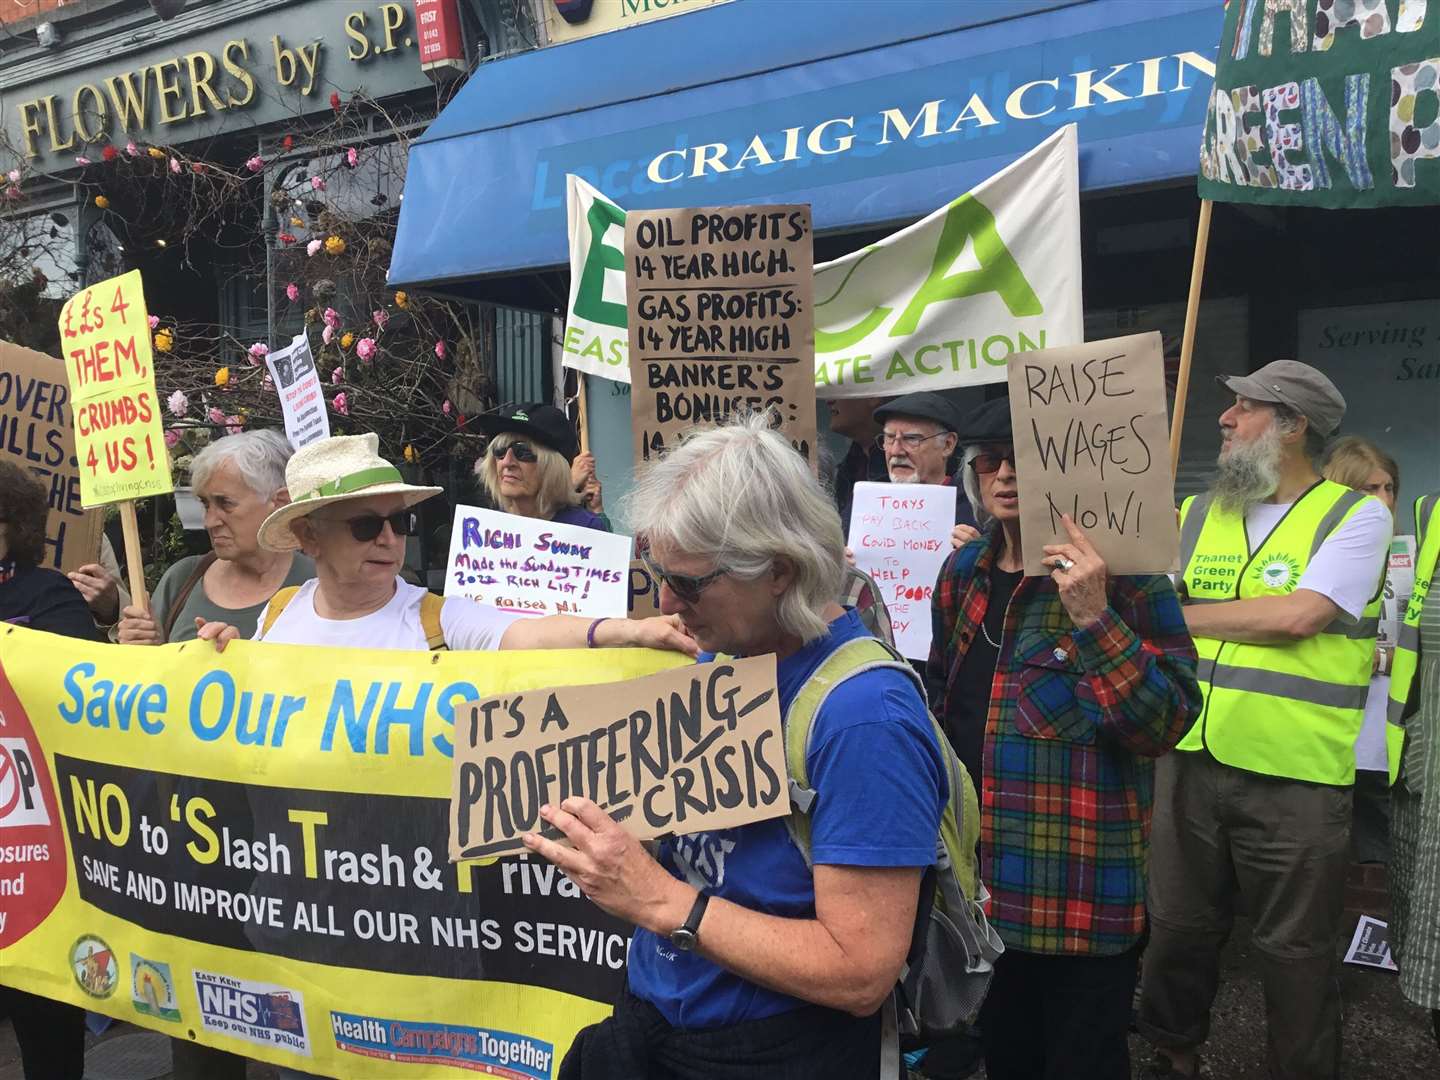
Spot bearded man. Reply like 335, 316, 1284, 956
1137, 360, 1392, 1080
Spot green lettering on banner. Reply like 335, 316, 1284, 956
574, 198, 628, 326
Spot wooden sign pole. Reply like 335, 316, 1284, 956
575, 372, 591, 455
117, 500, 149, 612
1169, 199, 1214, 476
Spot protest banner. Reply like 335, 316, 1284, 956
846, 481, 956, 660
564, 126, 1083, 398
443, 505, 631, 618
0, 340, 102, 572
1009, 332, 1179, 577
624, 204, 817, 464
627, 558, 663, 620
450, 656, 787, 860
1199, 0, 1440, 209
0, 623, 690, 1075
264, 332, 329, 449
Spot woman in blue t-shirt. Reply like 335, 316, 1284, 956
522, 413, 948, 1079
475, 404, 610, 531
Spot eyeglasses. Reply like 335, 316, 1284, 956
639, 547, 728, 605
318, 510, 418, 543
875, 430, 950, 452
489, 439, 538, 463
968, 449, 1016, 475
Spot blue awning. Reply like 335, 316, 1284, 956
390, 0, 1221, 303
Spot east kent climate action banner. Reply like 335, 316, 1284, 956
0, 626, 689, 1077
562, 125, 1082, 398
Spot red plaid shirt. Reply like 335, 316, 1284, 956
928, 528, 1201, 955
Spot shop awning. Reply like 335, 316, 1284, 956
390, 0, 1221, 307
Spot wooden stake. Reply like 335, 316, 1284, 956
118, 500, 149, 613
1170, 199, 1213, 476
576, 372, 591, 455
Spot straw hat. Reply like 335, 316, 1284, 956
257, 433, 442, 552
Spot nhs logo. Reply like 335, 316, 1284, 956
194, 970, 310, 1056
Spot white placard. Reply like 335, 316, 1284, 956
264, 333, 329, 449
443, 504, 631, 618
1344, 915, 1398, 971
846, 481, 956, 660
1357, 535, 1417, 772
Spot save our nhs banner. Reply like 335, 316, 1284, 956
562, 125, 1083, 398
0, 626, 687, 1077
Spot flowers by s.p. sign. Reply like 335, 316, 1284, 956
1199, 0, 1440, 208
562, 125, 1083, 398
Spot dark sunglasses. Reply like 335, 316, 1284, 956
968, 449, 1016, 476
321, 510, 418, 543
639, 547, 728, 605
489, 439, 538, 463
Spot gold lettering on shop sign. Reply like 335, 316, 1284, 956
345, 12, 371, 60
71, 83, 108, 142
184, 50, 226, 116
222, 40, 256, 108
380, 3, 405, 52
152, 59, 189, 124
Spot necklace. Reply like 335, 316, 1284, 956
979, 617, 1000, 650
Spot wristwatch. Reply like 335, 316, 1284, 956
669, 890, 711, 952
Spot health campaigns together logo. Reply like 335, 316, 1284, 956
331, 1011, 554, 1080
1253, 553, 1303, 592
70, 934, 119, 998
132, 955, 181, 1021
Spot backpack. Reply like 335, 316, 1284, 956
258, 586, 448, 650
783, 636, 1003, 1071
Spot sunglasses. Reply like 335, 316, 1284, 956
639, 547, 728, 605
489, 439, 538, 463
319, 510, 418, 543
968, 449, 1016, 475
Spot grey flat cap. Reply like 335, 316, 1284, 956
1217, 359, 1346, 436
872, 392, 959, 431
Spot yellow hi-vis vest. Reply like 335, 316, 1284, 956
1387, 492, 1440, 786
1177, 479, 1386, 786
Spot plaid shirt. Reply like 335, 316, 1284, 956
928, 527, 1201, 956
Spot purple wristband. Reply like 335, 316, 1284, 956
587, 617, 609, 649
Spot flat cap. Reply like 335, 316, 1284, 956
1217, 359, 1345, 437
955, 397, 1013, 443
872, 392, 959, 431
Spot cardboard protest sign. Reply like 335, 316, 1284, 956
847, 481, 956, 659
0, 340, 102, 571
625, 204, 817, 464
56, 270, 171, 506
1009, 332, 1178, 577
627, 557, 663, 620
564, 128, 1083, 396
264, 332, 329, 449
1200, 0, 1440, 208
450, 656, 788, 860
444, 505, 631, 617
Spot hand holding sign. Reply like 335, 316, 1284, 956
1042, 514, 1111, 629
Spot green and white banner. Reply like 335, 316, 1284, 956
562, 125, 1082, 399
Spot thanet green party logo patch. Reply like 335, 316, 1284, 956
1253, 554, 1302, 593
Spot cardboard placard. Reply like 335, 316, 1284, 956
627, 557, 662, 620
0, 340, 103, 571
264, 332, 329, 449
57, 270, 172, 506
1008, 332, 1178, 576
443, 504, 631, 618
450, 656, 788, 860
625, 205, 817, 464
846, 481, 956, 660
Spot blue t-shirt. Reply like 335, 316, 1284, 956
626, 609, 947, 1029
550, 505, 608, 531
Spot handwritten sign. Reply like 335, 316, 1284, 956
264, 332, 329, 449
450, 656, 788, 860
57, 270, 172, 506
847, 481, 956, 660
625, 204, 817, 464
443, 505, 631, 618
627, 557, 662, 620
0, 340, 103, 571
1009, 332, 1177, 577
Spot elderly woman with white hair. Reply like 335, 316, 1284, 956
521, 413, 951, 1079
119, 429, 315, 646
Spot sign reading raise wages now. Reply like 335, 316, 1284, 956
1008, 332, 1177, 577
450, 657, 788, 860
57, 270, 171, 506
625, 204, 817, 464
444, 504, 631, 618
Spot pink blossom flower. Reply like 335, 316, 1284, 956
306, 239, 323, 257
434, 340, 446, 360
331, 366, 343, 385
246, 155, 264, 173
207, 406, 226, 425
346, 147, 359, 168
310, 176, 326, 191
75, 155, 92, 166
372, 308, 389, 331
355, 337, 377, 362
169, 157, 181, 174
333, 391, 349, 416
247, 342, 269, 363
322, 325, 335, 346
164, 428, 182, 449
225, 415, 244, 436
285, 282, 300, 302
6, 169, 19, 183
148, 314, 159, 329
4, 186, 19, 201
166, 389, 189, 417
125, 142, 139, 157
442, 399, 452, 416
322, 307, 341, 329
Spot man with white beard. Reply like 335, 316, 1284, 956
1138, 360, 1392, 1080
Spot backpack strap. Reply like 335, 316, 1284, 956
161, 553, 216, 643
421, 592, 448, 651
258, 585, 301, 641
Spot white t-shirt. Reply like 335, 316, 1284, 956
1245, 497, 1393, 621
253, 578, 521, 651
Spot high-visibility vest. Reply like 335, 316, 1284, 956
1387, 492, 1440, 786
1177, 479, 1386, 785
